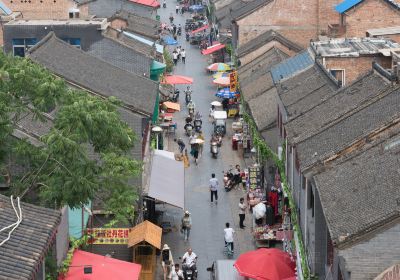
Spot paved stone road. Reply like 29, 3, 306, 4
156, 3, 256, 279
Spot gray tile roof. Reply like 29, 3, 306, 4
286, 71, 395, 144
278, 64, 338, 119
297, 87, 400, 171
111, 10, 160, 40
239, 47, 288, 90
231, 0, 271, 21
237, 30, 303, 58
215, 0, 247, 29
87, 36, 152, 77
0, 194, 61, 280
28, 33, 158, 116
271, 50, 314, 83
314, 129, 400, 246
248, 87, 278, 130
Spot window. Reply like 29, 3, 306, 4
61, 38, 81, 49
69, 11, 80, 18
308, 184, 314, 217
330, 69, 345, 87
12, 38, 37, 57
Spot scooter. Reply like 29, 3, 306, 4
194, 119, 202, 133
182, 262, 198, 280
172, 89, 180, 102
185, 123, 193, 136
185, 93, 191, 105
188, 107, 194, 118
186, 33, 190, 41
210, 141, 218, 158
223, 168, 235, 192
169, 16, 174, 23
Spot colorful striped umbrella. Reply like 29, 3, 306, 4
213, 76, 230, 86
212, 72, 230, 79
207, 63, 231, 72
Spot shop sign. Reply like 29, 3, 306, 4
248, 166, 262, 189
230, 71, 237, 92
86, 228, 131, 244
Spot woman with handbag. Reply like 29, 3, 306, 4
162, 244, 174, 280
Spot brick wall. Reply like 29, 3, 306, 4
317, 0, 341, 35
110, 18, 128, 30
376, 264, 400, 280
323, 56, 391, 86
236, 0, 319, 47
344, 0, 400, 38
5, 0, 87, 19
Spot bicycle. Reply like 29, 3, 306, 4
224, 242, 234, 258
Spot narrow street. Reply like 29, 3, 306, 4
156, 3, 256, 279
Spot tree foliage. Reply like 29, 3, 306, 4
0, 53, 141, 225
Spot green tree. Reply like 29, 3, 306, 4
0, 53, 141, 225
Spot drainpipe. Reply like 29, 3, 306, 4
291, 146, 294, 192
304, 177, 308, 247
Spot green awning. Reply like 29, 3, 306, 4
151, 60, 166, 81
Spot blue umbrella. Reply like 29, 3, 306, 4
215, 87, 238, 99
163, 36, 178, 45
189, 4, 204, 12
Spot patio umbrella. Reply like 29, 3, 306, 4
207, 63, 231, 72
234, 248, 296, 280
210, 101, 222, 106
215, 87, 239, 99
212, 72, 229, 79
213, 76, 230, 86
161, 75, 193, 85
163, 36, 178, 45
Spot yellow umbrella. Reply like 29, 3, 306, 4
212, 72, 229, 79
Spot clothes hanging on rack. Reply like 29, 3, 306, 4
268, 190, 279, 216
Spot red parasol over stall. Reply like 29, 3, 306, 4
234, 248, 296, 280
202, 43, 226, 55
190, 24, 209, 34
161, 75, 193, 85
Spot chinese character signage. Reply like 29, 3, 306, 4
86, 228, 131, 244
248, 166, 261, 189
229, 71, 237, 92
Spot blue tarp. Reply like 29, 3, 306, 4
163, 36, 178, 45
335, 0, 362, 13
68, 202, 91, 239
216, 87, 239, 99
122, 31, 164, 53
271, 51, 314, 83
189, 4, 204, 12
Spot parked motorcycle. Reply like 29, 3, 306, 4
210, 141, 218, 158
223, 168, 234, 192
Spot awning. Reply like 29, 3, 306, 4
122, 31, 164, 54
64, 250, 141, 280
148, 150, 184, 208
162, 101, 180, 111
202, 43, 225, 55
191, 24, 209, 34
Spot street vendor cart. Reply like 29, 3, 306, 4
213, 110, 227, 136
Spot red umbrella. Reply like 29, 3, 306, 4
161, 75, 193, 85
234, 248, 296, 280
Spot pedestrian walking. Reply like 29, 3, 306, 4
209, 173, 219, 203
181, 49, 186, 64
181, 211, 192, 241
175, 4, 179, 14
177, 46, 181, 60
173, 24, 177, 35
191, 144, 199, 165
175, 138, 185, 153
161, 244, 174, 280
172, 50, 178, 65
224, 222, 235, 252
239, 198, 247, 229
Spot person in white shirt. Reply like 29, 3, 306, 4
168, 264, 184, 280
172, 50, 178, 65
181, 49, 186, 64
182, 248, 197, 266
209, 173, 219, 203
239, 198, 247, 229
224, 222, 235, 251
